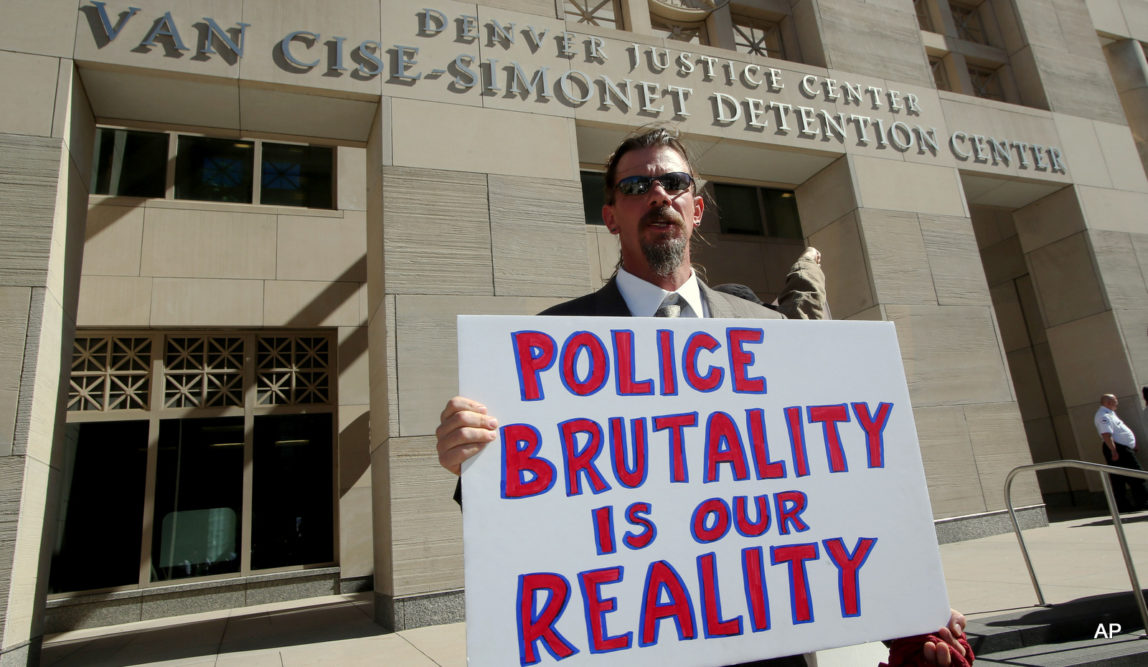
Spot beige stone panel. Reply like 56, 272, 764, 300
857, 208, 936, 305
76, 275, 153, 326
379, 0, 484, 107
4, 455, 50, 646
276, 211, 366, 282
1032, 341, 1067, 415
394, 295, 564, 437
73, 0, 244, 78
1027, 232, 1105, 328
1012, 185, 1084, 253
337, 484, 373, 580
1115, 308, 1148, 384
913, 405, 988, 517
1046, 311, 1134, 409
969, 205, 1014, 250
0, 288, 31, 456
366, 296, 395, 449
0, 135, 59, 289
583, 229, 602, 289
149, 277, 263, 326
1077, 186, 1148, 235
979, 231, 1026, 291
483, 0, 555, 15
1125, 0, 1148, 40
382, 166, 493, 295
79, 67, 240, 131
694, 239, 770, 296
238, 86, 380, 143
0, 0, 76, 56
965, 402, 1041, 509
390, 99, 578, 180
389, 435, 465, 596
1024, 418, 1071, 493
693, 139, 836, 188
1031, 43, 1126, 125
1091, 229, 1148, 310
1007, 348, 1049, 420
55, 61, 97, 188
338, 324, 371, 408
920, 214, 991, 306
807, 212, 875, 318
235, 0, 383, 94
892, 81, 959, 170
989, 282, 1029, 352
263, 280, 361, 327
760, 241, 808, 296
595, 227, 620, 282
82, 203, 144, 276
1049, 113, 1111, 189
939, 97, 1065, 179
1086, 0, 1131, 37
337, 147, 368, 211
139, 208, 277, 279
488, 175, 592, 297
0, 51, 59, 136
852, 155, 967, 217
885, 304, 1015, 407
475, 6, 573, 117
814, 0, 931, 85
795, 157, 857, 237
1015, 274, 1048, 344
1093, 121, 1148, 193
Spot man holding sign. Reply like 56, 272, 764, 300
436, 127, 971, 666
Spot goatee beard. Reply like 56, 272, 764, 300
640, 206, 688, 277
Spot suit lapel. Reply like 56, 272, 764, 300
699, 281, 734, 318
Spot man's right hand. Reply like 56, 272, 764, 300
436, 396, 499, 475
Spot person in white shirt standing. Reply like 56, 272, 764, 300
1095, 394, 1148, 512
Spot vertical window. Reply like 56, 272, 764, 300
261, 143, 334, 208
251, 413, 334, 569
49, 421, 149, 593
580, 171, 606, 225
968, 64, 1004, 100
732, 16, 785, 59
930, 56, 952, 91
175, 136, 254, 203
153, 418, 244, 582
914, 0, 935, 32
564, 0, 621, 28
712, 184, 803, 239
90, 128, 167, 197
950, 2, 986, 44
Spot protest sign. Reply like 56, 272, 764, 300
459, 315, 950, 667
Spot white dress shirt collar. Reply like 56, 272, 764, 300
615, 267, 707, 317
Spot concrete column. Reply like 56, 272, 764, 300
793, 0, 932, 86
795, 155, 1042, 526
1013, 186, 1148, 488
0, 60, 92, 666
1104, 39, 1148, 179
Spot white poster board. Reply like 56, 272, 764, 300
459, 316, 949, 667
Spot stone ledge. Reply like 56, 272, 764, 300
934, 505, 1048, 544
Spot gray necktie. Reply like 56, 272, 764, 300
655, 293, 683, 318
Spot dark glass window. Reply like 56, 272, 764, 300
260, 143, 334, 209
251, 413, 334, 569
91, 128, 167, 197
174, 136, 254, 203
49, 421, 148, 593
152, 417, 244, 581
580, 171, 606, 225
713, 183, 803, 239
713, 183, 764, 235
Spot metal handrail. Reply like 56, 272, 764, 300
1004, 459, 1148, 638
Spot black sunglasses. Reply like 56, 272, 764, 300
615, 172, 694, 196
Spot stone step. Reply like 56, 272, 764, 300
965, 590, 1148, 665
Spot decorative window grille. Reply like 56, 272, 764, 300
257, 335, 331, 406
563, 0, 621, 28
164, 336, 244, 408
732, 16, 785, 59
651, 16, 707, 44
914, 0, 934, 32
68, 336, 151, 412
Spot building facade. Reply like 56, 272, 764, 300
2, 0, 1147, 663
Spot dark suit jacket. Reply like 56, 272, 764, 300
540, 277, 787, 319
